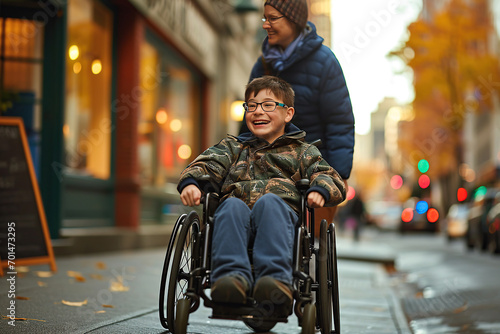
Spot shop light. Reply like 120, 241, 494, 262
170, 119, 182, 132
427, 208, 439, 223
73, 62, 82, 74
415, 200, 429, 214
231, 100, 245, 122
156, 108, 168, 125
418, 174, 430, 189
178, 144, 192, 160
69, 45, 79, 60
91, 59, 102, 74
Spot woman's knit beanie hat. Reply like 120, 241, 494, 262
264, 0, 308, 30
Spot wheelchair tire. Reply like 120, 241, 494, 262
301, 303, 316, 334
159, 211, 200, 333
317, 219, 332, 334
243, 317, 277, 333
328, 223, 341, 334
175, 298, 190, 334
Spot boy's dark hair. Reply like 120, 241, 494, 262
245, 76, 295, 108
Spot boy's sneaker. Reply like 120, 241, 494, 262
211, 275, 249, 304
253, 276, 293, 317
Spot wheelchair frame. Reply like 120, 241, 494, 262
159, 180, 341, 334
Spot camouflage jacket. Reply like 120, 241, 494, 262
177, 125, 346, 213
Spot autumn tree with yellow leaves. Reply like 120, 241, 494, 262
392, 0, 500, 209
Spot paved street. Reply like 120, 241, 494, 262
1, 228, 500, 333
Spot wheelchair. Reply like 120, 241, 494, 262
159, 179, 341, 334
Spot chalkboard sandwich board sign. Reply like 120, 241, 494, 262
0, 117, 56, 275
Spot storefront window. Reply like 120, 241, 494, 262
0, 18, 44, 177
139, 31, 202, 186
64, 0, 113, 179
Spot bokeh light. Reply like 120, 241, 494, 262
231, 100, 245, 122
427, 208, 439, 223
91, 59, 102, 74
418, 159, 429, 173
170, 119, 182, 132
156, 108, 168, 124
390, 175, 403, 189
68, 45, 79, 60
177, 144, 192, 160
418, 174, 430, 189
401, 208, 413, 223
457, 188, 467, 202
346, 186, 355, 201
415, 200, 429, 214
474, 186, 487, 200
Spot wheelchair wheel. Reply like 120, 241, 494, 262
159, 211, 200, 332
301, 303, 316, 334
317, 219, 332, 334
328, 223, 341, 334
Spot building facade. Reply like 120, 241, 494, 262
1, 0, 262, 239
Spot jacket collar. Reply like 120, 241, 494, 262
234, 123, 305, 145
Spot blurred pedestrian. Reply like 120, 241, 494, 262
242, 0, 354, 229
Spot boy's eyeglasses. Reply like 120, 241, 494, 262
243, 101, 288, 113
261, 15, 285, 24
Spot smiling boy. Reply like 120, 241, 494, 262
178, 76, 346, 317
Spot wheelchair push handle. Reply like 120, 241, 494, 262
296, 179, 310, 194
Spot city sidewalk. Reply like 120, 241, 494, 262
0, 234, 411, 333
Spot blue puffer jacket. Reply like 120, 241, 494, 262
246, 22, 354, 179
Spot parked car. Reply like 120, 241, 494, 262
466, 187, 499, 251
444, 203, 469, 241
400, 197, 439, 233
486, 193, 500, 254
364, 200, 403, 231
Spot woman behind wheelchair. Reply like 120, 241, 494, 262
173, 76, 346, 333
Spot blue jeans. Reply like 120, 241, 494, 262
211, 193, 298, 286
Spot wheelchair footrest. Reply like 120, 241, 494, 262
211, 304, 288, 323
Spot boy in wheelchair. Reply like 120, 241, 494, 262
178, 76, 346, 318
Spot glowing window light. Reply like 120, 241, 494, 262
73, 62, 82, 74
346, 186, 355, 201
427, 208, 439, 223
390, 175, 403, 189
178, 144, 192, 160
170, 119, 182, 132
156, 108, 168, 124
91, 59, 102, 74
418, 159, 429, 173
401, 208, 413, 223
418, 174, 430, 189
415, 201, 429, 214
231, 100, 245, 122
69, 45, 79, 60
457, 188, 467, 202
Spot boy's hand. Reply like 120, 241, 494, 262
180, 185, 202, 207
307, 191, 325, 208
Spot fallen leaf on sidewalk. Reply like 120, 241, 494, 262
453, 302, 468, 313
415, 291, 424, 298
17, 266, 30, 273
102, 304, 114, 308
37, 281, 47, 287
96, 262, 107, 270
35, 271, 53, 278
90, 274, 104, 280
67, 271, 86, 282
95, 310, 106, 314
62, 299, 88, 307
1, 315, 46, 322
110, 276, 130, 292
15, 296, 29, 300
